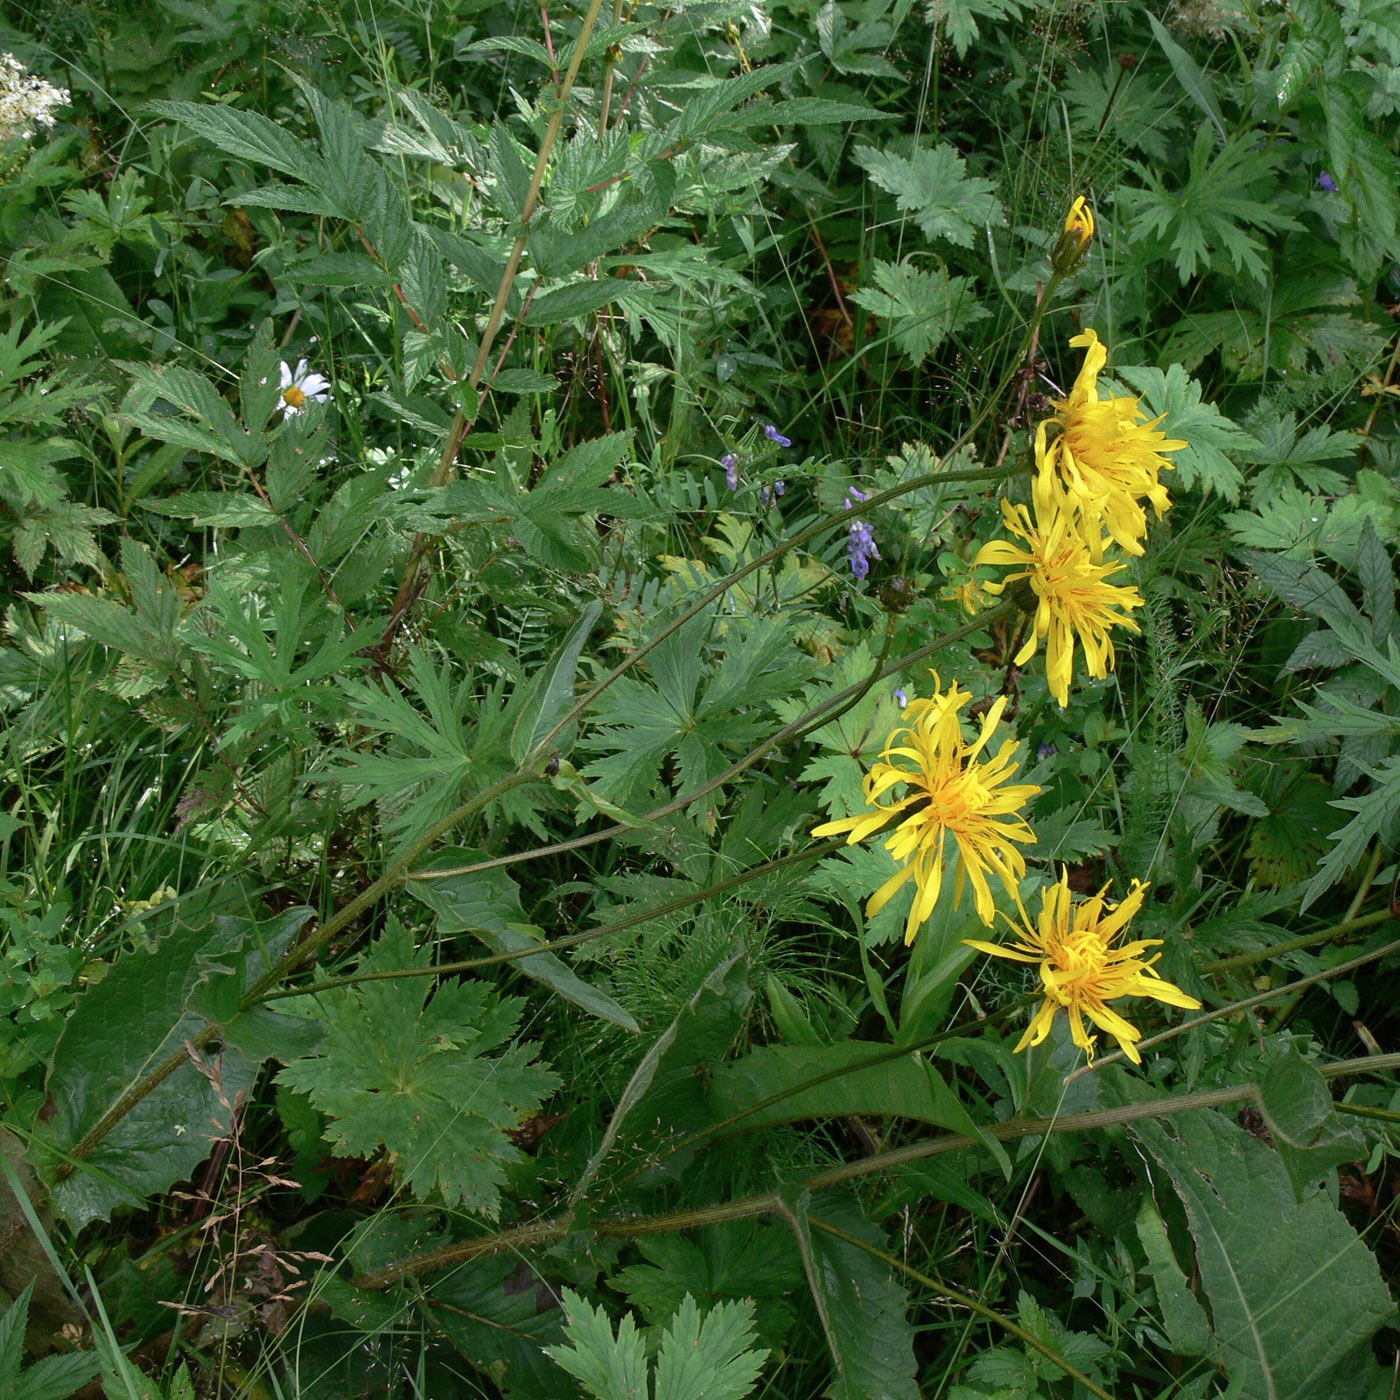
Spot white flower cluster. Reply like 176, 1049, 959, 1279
0, 53, 68, 143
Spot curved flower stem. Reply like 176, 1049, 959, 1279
809, 1219, 1116, 1400
352, 1051, 1400, 1290
54, 769, 538, 1178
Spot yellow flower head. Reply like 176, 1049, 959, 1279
812, 675, 1039, 943
1064, 196, 1094, 249
1051, 196, 1095, 273
1035, 329, 1186, 557
973, 491, 1144, 707
966, 869, 1201, 1063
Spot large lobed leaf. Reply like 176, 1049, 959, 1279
277, 924, 560, 1217
1134, 1108, 1394, 1400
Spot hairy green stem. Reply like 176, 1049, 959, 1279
353, 1052, 1400, 1289
1202, 907, 1396, 974
412, 601, 1014, 883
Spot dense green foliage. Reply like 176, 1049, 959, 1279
1, 0, 1398, 1395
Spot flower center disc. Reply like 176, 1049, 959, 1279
283, 385, 306, 407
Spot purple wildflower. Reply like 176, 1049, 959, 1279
894, 688, 907, 708
1318, 171, 1338, 192
1037, 741, 1057, 761
773, 480, 785, 497
721, 452, 740, 490
844, 487, 879, 578
764, 424, 792, 447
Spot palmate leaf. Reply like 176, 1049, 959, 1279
1134, 1109, 1393, 1400
277, 924, 559, 1217
852, 143, 1003, 247
1123, 125, 1302, 283
582, 612, 811, 811
1301, 754, 1400, 910
850, 259, 988, 365
611, 1223, 803, 1348
547, 1291, 767, 1400
1116, 363, 1259, 502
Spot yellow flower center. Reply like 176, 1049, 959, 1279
283, 385, 306, 407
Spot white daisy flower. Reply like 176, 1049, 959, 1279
278, 359, 331, 417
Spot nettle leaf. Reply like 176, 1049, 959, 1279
850, 259, 988, 364
277, 924, 559, 1217
853, 143, 1003, 246
1116, 364, 1259, 502
0, 1281, 104, 1400
1134, 1109, 1393, 1400
547, 1291, 766, 1400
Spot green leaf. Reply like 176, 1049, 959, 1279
1302, 755, 1400, 910
512, 596, 604, 764
853, 143, 1003, 246
1134, 1109, 1393, 1400
809, 1197, 919, 1400
1257, 1046, 1366, 1200
409, 852, 639, 1031
0, 1283, 104, 1400
612, 1223, 803, 1346
277, 923, 559, 1216
654, 1294, 767, 1400
1135, 1194, 1215, 1358
1116, 363, 1259, 502
926, 0, 1027, 58
1147, 14, 1225, 137
850, 259, 988, 364
149, 100, 323, 183
522, 278, 645, 327
1123, 127, 1301, 284
546, 1290, 766, 1400
41, 909, 313, 1228
545, 1290, 650, 1400
709, 1041, 993, 1144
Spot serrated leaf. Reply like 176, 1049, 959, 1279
809, 1197, 919, 1400
1147, 15, 1225, 137
851, 259, 988, 364
654, 1294, 766, 1400
1302, 754, 1400, 910
1117, 363, 1258, 502
277, 924, 559, 1216
546, 1290, 650, 1400
709, 1041, 993, 1147
1135, 1194, 1215, 1357
1134, 1109, 1393, 1400
927, 0, 1028, 58
853, 143, 1003, 246
150, 100, 323, 183
512, 596, 604, 763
